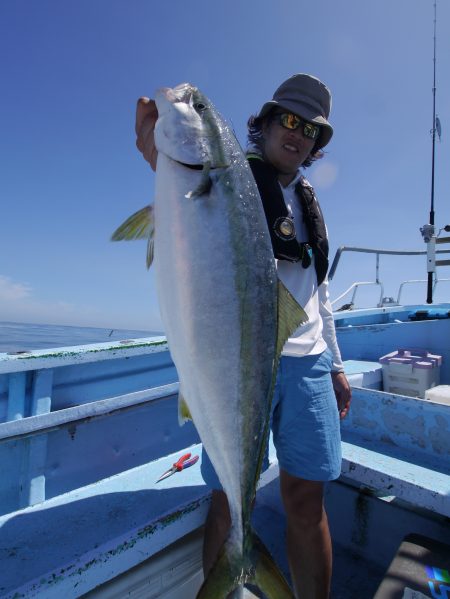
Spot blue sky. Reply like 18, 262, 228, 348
1, 0, 449, 331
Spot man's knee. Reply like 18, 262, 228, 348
280, 469, 325, 526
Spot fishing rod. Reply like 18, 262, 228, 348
427, 0, 438, 303
421, 0, 450, 298
422, 0, 438, 304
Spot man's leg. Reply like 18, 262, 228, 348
202, 489, 231, 577
280, 469, 332, 599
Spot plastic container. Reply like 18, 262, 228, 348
424, 385, 450, 405
379, 349, 442, 398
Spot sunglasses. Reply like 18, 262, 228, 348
274, 112, 320, 141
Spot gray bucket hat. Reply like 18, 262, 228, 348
257, 73, 333, 150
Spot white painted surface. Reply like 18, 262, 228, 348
425, 384, 450, 405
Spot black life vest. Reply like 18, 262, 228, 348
248, 155, 329, 286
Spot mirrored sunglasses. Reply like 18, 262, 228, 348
275, 112, 320, 141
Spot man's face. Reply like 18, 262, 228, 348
262, 112, 316, 177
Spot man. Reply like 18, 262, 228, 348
136, 73, 351, 599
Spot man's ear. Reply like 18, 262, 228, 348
261, 118, 270, 139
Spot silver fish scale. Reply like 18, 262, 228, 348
154, 84, 279, 588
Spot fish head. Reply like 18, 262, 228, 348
154, 83, 230, 169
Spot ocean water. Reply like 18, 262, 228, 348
0, 321, 163, 354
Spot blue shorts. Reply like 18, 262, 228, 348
201, 349, 342, 486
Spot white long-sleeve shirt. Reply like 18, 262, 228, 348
277, 172, 344, 372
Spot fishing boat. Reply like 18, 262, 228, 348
1, 230, 449, 599
2, 3, 449, 597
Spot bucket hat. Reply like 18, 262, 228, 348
257, 73, 333, 149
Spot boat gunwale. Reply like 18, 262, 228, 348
0, 336, 168, 374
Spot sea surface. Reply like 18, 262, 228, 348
0, 321, 163, 354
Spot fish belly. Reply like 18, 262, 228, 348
154, 155, 277, 534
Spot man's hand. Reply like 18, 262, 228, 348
331, 371, 351, 419
135, 97, 158, 171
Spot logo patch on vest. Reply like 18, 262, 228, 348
274, 216, 296, 241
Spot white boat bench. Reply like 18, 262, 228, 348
0, 439, 281, 599
0, 441, 211, 598
0, 375, 206, 599
0, 342, 276, 598
340, 384, 450, 518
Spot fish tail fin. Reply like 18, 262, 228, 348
196, 537, 242, 599
196, 530, 294, 599
247, 530, 294, 599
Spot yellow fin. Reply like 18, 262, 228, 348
197, 529, 294, 599
276, 280, 308, 359
178, 389, 192, 426
250, 531, 295, 598
111, 205, 155, 268
252, 280, 309, 494
146, 236, 154, 269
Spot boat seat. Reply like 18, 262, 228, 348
0, 442, 209, 598
0, 442, 279, 598
340, 384, 450, 519
373, 533, 450, 598
340, 441, 450, 518
342, 359, 383, 390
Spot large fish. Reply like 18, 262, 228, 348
112, 83, 307, 599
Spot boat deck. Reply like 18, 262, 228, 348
0, 306, 449, 597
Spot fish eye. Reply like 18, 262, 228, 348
194, 102, 207, 112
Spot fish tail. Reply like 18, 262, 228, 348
195, 536, 242, 599
196, 529, 294, 599
247, 530, 294, 599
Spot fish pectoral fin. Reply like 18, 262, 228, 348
111, 204, 155, 269
276, 279, 308, 358
178, 389, 193, 426
185, 161, 212, 199
111, 204, 154, 240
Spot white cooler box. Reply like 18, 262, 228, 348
379, 349, 442, 399
425, 385, 450, 405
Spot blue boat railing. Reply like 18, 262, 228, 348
0, 382, 179, 444
0, 343, 207, 599
0, 338, 197, 515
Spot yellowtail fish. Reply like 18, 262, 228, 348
112, 83, 307, 598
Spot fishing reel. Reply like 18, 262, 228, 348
420, 223, 435, 243
420, 223, 450, 243
420, 222, 450, 303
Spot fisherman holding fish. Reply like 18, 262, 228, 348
134, 74, 351, 599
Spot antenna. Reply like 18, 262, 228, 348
424, 0, 438, 303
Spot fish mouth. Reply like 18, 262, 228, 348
175, 161, 205, 170
174, 159, 229, 171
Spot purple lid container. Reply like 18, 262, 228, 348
379, 349, 442, 369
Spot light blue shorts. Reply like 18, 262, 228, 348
201, 349, 342, 486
